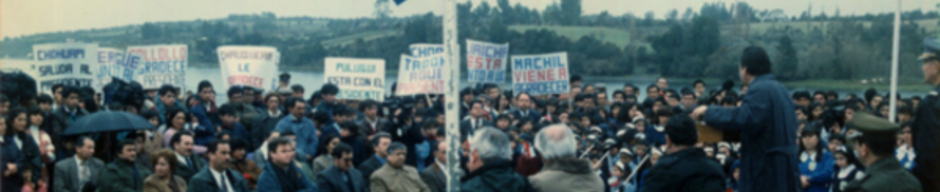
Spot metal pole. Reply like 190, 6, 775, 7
889, 0, 901, 121
443, 0, 461, 191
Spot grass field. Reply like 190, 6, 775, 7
509, 25, 650, 49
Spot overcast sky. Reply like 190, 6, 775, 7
2, 0, 936, 38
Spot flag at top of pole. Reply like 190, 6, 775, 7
393, 0, 406, 5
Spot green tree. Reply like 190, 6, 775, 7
560, 0, 581, 25
776, 35, 798, 80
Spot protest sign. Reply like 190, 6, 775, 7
127, 44, 187, 91
217, 46, 280, 91
511, 52, 570, 96
466, 39, 508, 83
396, 54, 445, 96
95, 48, 125, 89
32, 43, 99, 94
410, 44, 444, 57
324, 57, 385, 101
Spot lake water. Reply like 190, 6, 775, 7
185, 67, 925, 104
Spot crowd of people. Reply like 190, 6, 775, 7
0, 45, 936, 192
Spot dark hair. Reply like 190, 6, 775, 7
170, 131, 194, 148
264, 94, 279, 103
229, 139, 248, 152
291, 84, 305, 93
280, 129, 296, 137
693, 79, 705, 87
312, 110, 331, 124
116, 139, 137, 154
864, 88, 878, 104
799, 124, 825, 162
664, 114, 697, 146
372, 132, 391, 147
158, 85, 178, 97
826, 91, 839, 99
165, 107, 187, 126
359, 99, 379, 111
52, 84, 65, 93
319, 134, 341, 156
285, 97, 305, 109
37, 94, 53, 104
215, 131, 232, 140
267, 137, 294, 156
857, 133, 896, 157
197, 81, 213, 92
5, 107, 27, 135
647, 85, 659, 92
207, 140, 230, 155
387, 142, 407, 154
62, 86, 82, 98
320, 84, 339, 95
331, 143, 353, 158
26, 106, 42, 116
897, 105, 912, 115
740, 46, 771, 76
470, 100, 484, 109
570, 75, 582, 83
226, 86, 244, 99
219, 104, 236, 116
74, 136, 94, 148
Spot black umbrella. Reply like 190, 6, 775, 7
62, 111, 156, 136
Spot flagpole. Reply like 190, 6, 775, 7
442, 0, 462, 191
889, 0, 901, 121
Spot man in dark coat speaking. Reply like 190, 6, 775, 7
691, 46, 801, 192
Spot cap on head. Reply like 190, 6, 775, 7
847, 111, 900, 142
919, 37, 940, 61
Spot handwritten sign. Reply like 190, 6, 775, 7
32, 43, 99, 94
127, 45, 187, 91
410, 44, 444, 57
217, 46, 280, 91
324, 57, 385, 101
95, 48, 125, 89
466, 39, 508, 83
511, 52, 570, 96
397, 54, 446, 96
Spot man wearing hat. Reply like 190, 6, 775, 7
912, 37, 940, 192
844, 112, 921, 192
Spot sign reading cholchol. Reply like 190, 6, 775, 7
324, 57, 385, 101
217, 46, 280, 91
32, 43, 99, 94
511, 52, 570, 96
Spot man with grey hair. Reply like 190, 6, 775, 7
370, 142, 430, 192
529, 124, 605, 192
460, 127, 532, 192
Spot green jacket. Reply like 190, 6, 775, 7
459, 160, 532, 192
845, 157, 921, 192
97, 159, 152, 192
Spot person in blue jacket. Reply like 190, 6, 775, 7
798, 125, 834, 192
276, 97, 318, 163
218, 105, 250, 144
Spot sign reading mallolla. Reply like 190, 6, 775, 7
127, 45, 187, 91
466, 39, 508, 83
217, 46, 280, 91
32, 43, 99, 94
96, 48, 125, 89
511, 52, 570, 96
324, 57, 385, 101
397, 54, 446, 96
410, 44, 444, 57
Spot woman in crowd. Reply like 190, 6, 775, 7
161, 108, 206, 154
5, 107, 42, 186
25, 107, 54, 182
143, 149, 188, 192
830, 146, 862, 192
313, 134, 341, 178
798, 125, 834, 192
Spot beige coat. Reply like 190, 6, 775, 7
142, 175, 188, 192
369, 164, 430, 192
528, 157, 605, 192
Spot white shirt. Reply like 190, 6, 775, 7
268, 109, 281, 118
365, 116, 379, 132
76, 157, 88, 183
175, 152, 190, 167
896, 144, 916, 160
209, 168, 235, 192
259, 142, 270, 161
